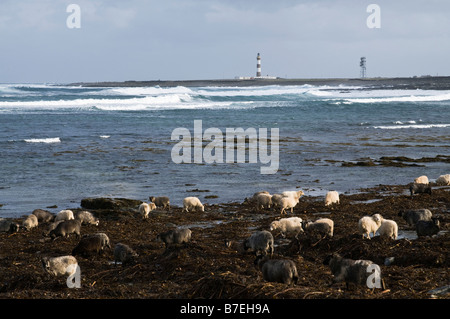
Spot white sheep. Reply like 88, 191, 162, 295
436, 174, 450, 186
358, 214, 383, 239
281, 190, 304, 200
279, 195, 299, 215
324, 191, 340, 206
139, 202, 156, 219
74, 210, 99, 226
377, 219, 398, 240
414, 175, 429, 184
55, 209, 75, 222
182, 197, 204, 213
303, 218, 334, 238
22, 214, 38, 231
41, 255, 78, 277
269, 217, 303, 237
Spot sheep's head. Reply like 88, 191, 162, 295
269, 221, 280, 231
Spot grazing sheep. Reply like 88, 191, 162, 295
414, 175, 429, 184
323, 253, 377, 289
325, 191, 340, 206
243, 230, 274, 256
398, 209, 433, 227
55, 210, 75, 222
270, 194, 284, 209
303, 218, 334, 238
377, 219, 398, 240
149, 196, 170, 209
279, 195, 299, 215
43, 220, 64, 236
139, 202, 156, 219
72, 233, 111, 256
22, 214, 38, 231
410, 183, 432, 196
32, 209, 55, 223
416, 218, 440, 237
114, 243, 138, 265
49, 219, 81, 240
182, 197, 204, 213
0, 218, 20, 233
253, 193, 273, 210
74, 210, 99, 226
156, 228, 192, 247
270, 217, 303, 237
436, 174, 450, 186
281, 190, 304, 201
358, 214, 383, 239
256, 256, 299, 285
41, 255, 78, 277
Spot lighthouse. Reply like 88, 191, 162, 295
256, 53, 261, 77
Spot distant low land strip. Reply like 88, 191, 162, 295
70, 76, 450, 90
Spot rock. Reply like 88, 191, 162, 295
428, 285, 450, 297
81, 198, 143, 210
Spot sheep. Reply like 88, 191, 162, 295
270, 194, 284, 209
416, 218, 440, 237
114, 243, 138, 265
414, 175, 429, 184
149, 196, 170, 209
303, 218, 334, 238
278, 195, 299, 215
377, 219, 398, 240
22, 214, 38, 231
49, 219, 81, 240
269, 217, 303, 237
156, 228, 192, 247
0, 218, 20, 233
43, 220, 64, 236
55, 209, 75, 222
182, 197, 204, 213
410, 183, 432, 196
253, 193, 272, 210
74, 210, 99, 226
139, 202, 156, 219
255, 256, 299, 285
324, 191, 340, 206
32, 209, 55, 223
358, 214, 383, 239
41, 255, 78, 278
323, 253, 377, 289
281, 190, 304, 201
398, 209, 433, 227
72, 233, 111, 256
436, 174, 450, 186
243, 230, 274, 257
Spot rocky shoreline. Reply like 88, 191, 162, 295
69, 75, 450, 90
0, 183, 449, 300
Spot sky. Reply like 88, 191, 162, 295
0, 0, 449, 83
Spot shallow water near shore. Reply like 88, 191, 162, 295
0, 83, 449, 217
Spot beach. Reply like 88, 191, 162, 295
0, 77, 449, 304
0, 183, 448, 301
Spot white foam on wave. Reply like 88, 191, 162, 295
343, 92, 450, 104
24, 137, 61, 143
373, 124, 450, 130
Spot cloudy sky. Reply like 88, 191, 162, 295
0, 0, 449, 83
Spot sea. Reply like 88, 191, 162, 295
1, 83, 449, 218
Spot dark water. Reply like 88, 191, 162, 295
1, 84, 449, 217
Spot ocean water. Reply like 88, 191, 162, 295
0, 83, 449, 218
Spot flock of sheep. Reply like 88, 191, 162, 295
0, 173, 448, 290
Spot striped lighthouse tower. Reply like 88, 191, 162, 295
256, 53, 261, 77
